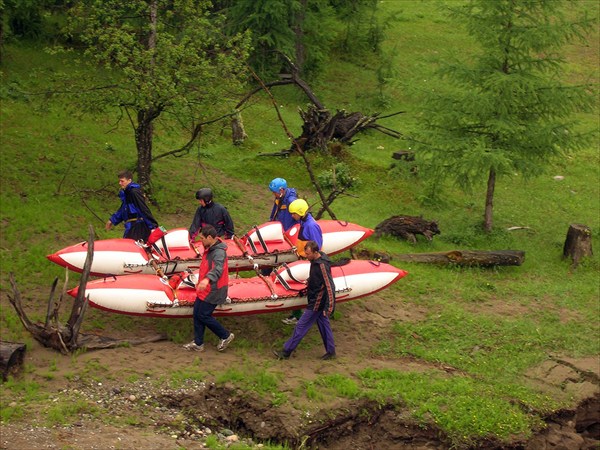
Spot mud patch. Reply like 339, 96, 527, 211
162, 384, 599, 449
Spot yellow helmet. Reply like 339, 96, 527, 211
289, 199, 309, 216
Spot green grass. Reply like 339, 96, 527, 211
1, 0, 598, 446
357, 368, 552, 445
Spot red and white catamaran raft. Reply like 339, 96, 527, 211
48, 220, 373, 277
68, 259, 408, 318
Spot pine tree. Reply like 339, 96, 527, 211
410, 0, 596, 232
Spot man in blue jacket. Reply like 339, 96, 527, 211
273, 240, 336, 360
268, 177, 299, 231
105, 170, 158, 241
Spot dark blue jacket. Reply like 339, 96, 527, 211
109, 183, 158, 239
295, 213, 323, 257
270, 187, 299, 231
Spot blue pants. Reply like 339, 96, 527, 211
193, 298, 230, 345
283, 309, 336, 355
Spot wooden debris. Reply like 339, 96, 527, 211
0, 341, 26, 381
374, 215, 440, 243
7, 225, 167, 355
393, 250, 525, 267
563, 224, 593, 268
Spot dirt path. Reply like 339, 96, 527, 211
1, 292, 598, 449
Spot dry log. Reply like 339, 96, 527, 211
392, 151, 415, 161
393, 250, 525, 267
7, 225, 167, 354
374, 215, 440, 243
563, 224, 593, 268
0, 341, 26, 381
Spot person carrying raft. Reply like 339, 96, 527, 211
189, 188, 235, 242
105, 170, 158, 242
280, 198, 324, 325
268, 177, 299, 231
273, 240, 336, 360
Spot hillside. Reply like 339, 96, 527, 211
1, 1, 599, 449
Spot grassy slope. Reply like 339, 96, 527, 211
1, 0, 598, 445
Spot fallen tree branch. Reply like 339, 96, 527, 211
7, 225, 167, 354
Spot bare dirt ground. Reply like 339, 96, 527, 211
1, 288, 599, 450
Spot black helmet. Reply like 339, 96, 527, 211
195, 188, 213, 202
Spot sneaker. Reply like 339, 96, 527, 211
281, 317, 298, 325
217, 333, 235, 352
183, 341, 205, 352
320, 352, 336, 360
272, 349, 290, 360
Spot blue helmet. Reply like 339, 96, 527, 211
269, 177, 287, 192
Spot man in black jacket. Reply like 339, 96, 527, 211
189, 188, 235, 241
273, 240, 337, 360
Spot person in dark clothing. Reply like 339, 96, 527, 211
281, 198, 324, 325
189, 188, 235, 241
268, 177, 299, 232
105, 170, 158, 241
183, 225, 235, 352
273, 240, 336, 360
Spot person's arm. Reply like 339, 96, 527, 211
319, 262, 336, 316
223, 208, 235, 238
189, 209, 202, 241
303, 220, 323, 249
269, 199, 279, 221
107, 201, 126, 228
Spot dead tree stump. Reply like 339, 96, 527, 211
392, 151, 415, 161
0, 341, 26, 381
7, 226, 167, 354
563, 224, 593, 268
375, 215, 440, 243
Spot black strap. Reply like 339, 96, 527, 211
274, 269, 305, 292
245, 233, 258, 253
274, 271, 292, 290
253, 226, 269, 253
160, 236, 171, 259
152, 243, 164, 258
282, 263, 305, 284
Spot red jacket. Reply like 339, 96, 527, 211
197, 240, 229, 305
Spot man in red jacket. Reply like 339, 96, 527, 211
183, 224, 235, 352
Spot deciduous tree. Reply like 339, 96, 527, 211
65, 0, 250, 191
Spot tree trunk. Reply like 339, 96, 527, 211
136, 110, 154, 190
231, 111, 248, 145
294, 0, 306, 74
484, 167, 496, 232
0, 341, 26, 381
392, 250, 525, 267
562, 224, 593, 268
